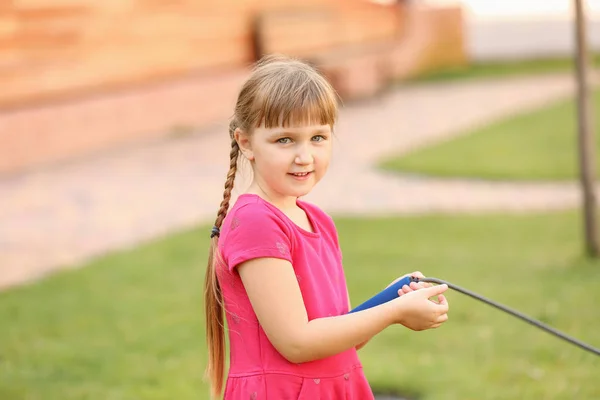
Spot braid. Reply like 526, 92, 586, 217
214, 137, 239, 230
204, 124, 240, 398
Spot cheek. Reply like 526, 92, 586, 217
254, 148, 288, 169
315, 145, 332, 165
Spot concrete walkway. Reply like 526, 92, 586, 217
0, 73, 596, 289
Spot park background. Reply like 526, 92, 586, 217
1, 0, 600, 399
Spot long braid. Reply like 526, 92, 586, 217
214, 138, 239, 230
204, 122, 240, 399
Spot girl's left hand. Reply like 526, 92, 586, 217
386, 271, 432, 295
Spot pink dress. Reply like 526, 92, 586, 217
217, 194, 375, 399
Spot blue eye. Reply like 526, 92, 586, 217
277, 138, 292, 144
312, 135, 326, 142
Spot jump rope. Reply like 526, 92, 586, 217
349, 275, 600, 357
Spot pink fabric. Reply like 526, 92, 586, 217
217, 194, 374, 399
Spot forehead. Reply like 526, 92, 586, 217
254, 123, 331, 136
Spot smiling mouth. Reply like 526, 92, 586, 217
290, 172, 312, 177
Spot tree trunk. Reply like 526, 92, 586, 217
573, 0, 599, 257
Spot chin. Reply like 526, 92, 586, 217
283, 185, 314, 199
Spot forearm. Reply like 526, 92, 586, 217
289, 303, 394, 363
347, 293, 370, 350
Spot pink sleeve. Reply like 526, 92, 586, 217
223, 203, 293, 272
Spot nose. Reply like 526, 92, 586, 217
294, 143, 313, 165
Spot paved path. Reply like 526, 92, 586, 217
1, 73, 597, 289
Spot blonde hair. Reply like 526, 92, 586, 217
203, 54, 339, 398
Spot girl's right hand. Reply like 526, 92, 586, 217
390, 284, 449, 331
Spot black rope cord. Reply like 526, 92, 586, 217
417, 277, 600, 357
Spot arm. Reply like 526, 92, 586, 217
238, 257, 395, 364
348, 293, 371, 351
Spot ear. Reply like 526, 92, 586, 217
234, 128, 254, 161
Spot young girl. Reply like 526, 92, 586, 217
204, 55, 450, 399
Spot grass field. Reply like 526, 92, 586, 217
1, 212, 599, 399
408, 54, 600, 83
380, 89, 600, 181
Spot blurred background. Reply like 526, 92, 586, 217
1, 1, 600, 399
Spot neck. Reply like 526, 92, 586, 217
247, 181, 298, 211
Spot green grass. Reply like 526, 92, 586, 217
1, 213, 600, 399
380, 89, 600, 181
409, 54, 600, 83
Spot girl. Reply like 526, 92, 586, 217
204, 55, 449, 399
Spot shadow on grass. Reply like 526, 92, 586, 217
373, 388, 420, 400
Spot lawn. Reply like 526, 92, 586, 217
380, 89, 600, 181
408, 54, 600, 83
1, 212, 599, 400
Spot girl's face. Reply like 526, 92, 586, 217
236, 123, 332, 206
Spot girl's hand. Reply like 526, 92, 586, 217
389, 284, 449, 331
386, 271, 432, 294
